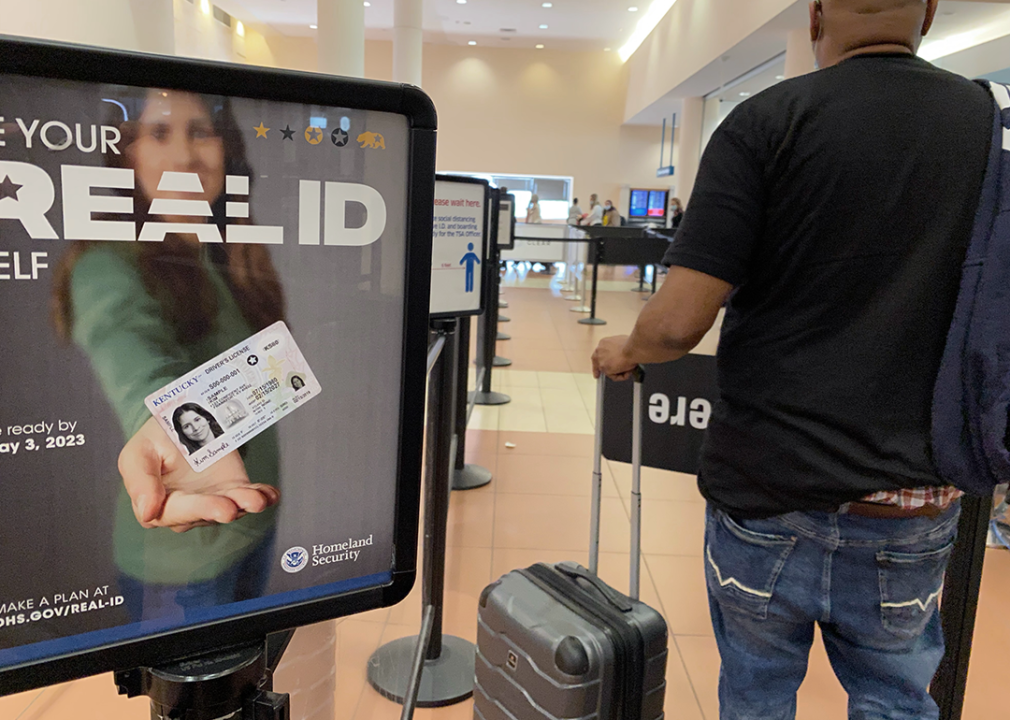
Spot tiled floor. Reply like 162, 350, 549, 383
2, 269, 1008, 719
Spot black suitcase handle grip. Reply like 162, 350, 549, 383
555, 562, 634, 612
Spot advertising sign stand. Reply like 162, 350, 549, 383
368, 320, 476, 710
451, 318, 493, 491
578, 241, 607, 326
474, 205, 513, 405
114, 632, 295, 720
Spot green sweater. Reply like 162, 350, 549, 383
71, 246, 278, 586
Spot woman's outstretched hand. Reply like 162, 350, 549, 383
119, 417, 280, 533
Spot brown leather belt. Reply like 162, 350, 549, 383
842, 501, 945, 520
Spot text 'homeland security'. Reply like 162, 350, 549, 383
312, 535, 373, 566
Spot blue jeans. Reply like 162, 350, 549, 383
704, 503, 960, 720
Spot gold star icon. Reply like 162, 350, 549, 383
254, 122, 270, 139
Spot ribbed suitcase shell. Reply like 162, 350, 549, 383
474, 563, 667, 720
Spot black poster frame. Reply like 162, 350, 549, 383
0, 36, 436, 695
429, 174, 491, 320
497, 193, 516, 250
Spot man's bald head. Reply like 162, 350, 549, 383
810, 0, 938, 69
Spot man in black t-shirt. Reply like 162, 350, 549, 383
593, 0, 992, 717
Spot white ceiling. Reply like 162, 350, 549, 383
216, 0, 646, 49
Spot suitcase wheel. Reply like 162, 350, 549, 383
554, 636, 590, 676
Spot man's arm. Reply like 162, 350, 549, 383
592, 266, 732, 380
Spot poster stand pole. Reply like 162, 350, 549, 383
114, 631, 295, 720
368, 320, 475, 711
578, 240, 607, 326
452, 317, 493, 491
474, 247, 512, 407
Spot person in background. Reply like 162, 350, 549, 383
526, 194, 542, 224
603, 200, 621, 227
584, 196, 605, 226
593, 0, 987, 717
668, 197, 684, 229
568, 197, 583, 225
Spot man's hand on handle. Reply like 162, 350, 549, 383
119, 417, 280, 533
593, 335, 638, 381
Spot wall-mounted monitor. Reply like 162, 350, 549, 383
630, 189, 669, 220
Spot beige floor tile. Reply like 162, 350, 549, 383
665, 647, 707, 720
492, 368, 541, 389
494, 431, 595, 457
492, 494, 629, 553
646, 554, 712, 636
446, 490, 495, 548
536, 371, 580, 391
678, 635, 721, 720
497, 406, 548, 433
467, 405, 500, 432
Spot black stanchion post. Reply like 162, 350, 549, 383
491, 247, 512, 367
474, 245, 512, 406
579, 239, 607, 326
452, 318, 493, 490
931, 495, 989, 720
649, 264, 658, 299
367, 321, 475, 709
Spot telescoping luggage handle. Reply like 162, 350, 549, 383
590, 366, 645, 601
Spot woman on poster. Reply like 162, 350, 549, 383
52, 88, 285, 619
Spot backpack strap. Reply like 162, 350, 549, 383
932, 81, 1009, 494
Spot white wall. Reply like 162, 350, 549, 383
0, 0, 174, 53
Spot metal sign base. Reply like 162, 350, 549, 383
367, 635, 475, 708
497, 332, 511, 341
579, 317, 607, 326
499, 300, 509, 309
493, 356, 512, 367
499, 315, 511, 323
570, 305, 591, 313
472, 390, 512, 406
453, 463, 493, 491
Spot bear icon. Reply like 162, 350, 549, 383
357, 131, 386, 150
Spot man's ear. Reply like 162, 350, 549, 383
809, 0, 821, 43
922, 0, 939, 37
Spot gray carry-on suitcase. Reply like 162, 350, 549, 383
475, 369, 669, 720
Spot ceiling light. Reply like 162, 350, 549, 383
310, 24, 317, 29
536, 44, 545, 49
604, 47, 611, 52
775, 75, 785, 80
619, 0, 678, 62
539, 24, 548, 29
739, 91, 751, 97
628, 6, 638, 11
468, 40, 477, 45
542, 2, 553, 6
457, 0, 466, 4
236, 20, 245, 37
200, 0, 210, 14
364, 1, 371, 5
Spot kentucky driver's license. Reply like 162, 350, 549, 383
145, 321, 322, 472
